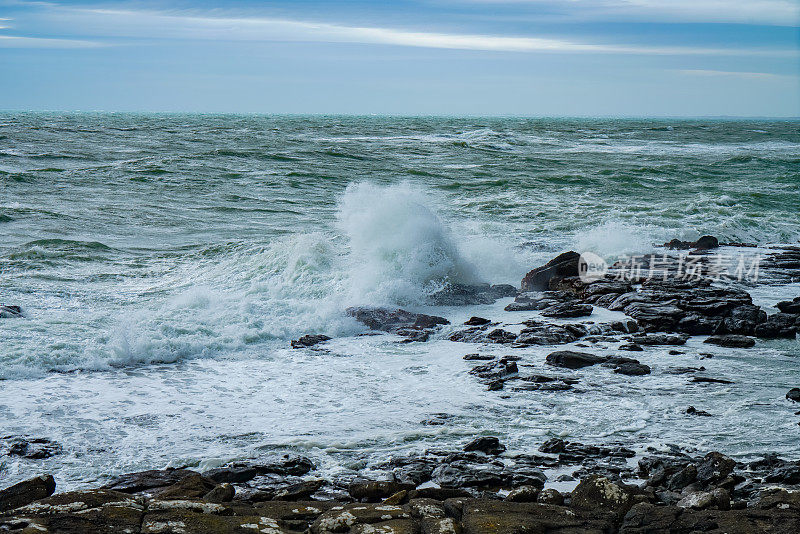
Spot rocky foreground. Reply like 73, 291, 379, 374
2, 238, 799, 533
3, 436, 800, 533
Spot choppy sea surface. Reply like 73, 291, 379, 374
1, 113, 799, 489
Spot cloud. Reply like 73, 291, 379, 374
25, 6, 799, 57
676, 69, 796, 80
460, 0, 800, 26
0, 34, 102, 48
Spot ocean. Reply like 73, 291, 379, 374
1, 112, 799, 490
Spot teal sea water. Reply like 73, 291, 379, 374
1, 113, 799, 489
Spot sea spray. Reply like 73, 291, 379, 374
336, 181, 484, 305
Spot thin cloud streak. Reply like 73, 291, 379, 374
459, 0, 800, 26
28, 7, 800, 56
0, 34, 102, 48
676, 69, 796, 80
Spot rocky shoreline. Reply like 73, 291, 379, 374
2, 238, 799, 532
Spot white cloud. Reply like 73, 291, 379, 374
676, 69, 795, 80
25, 7, 799, 56
0, 34, 101, 48
461, 0, 800, 26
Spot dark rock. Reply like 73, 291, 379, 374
696, 452, 736, 486
273, 479, 325, 501
395, 327, 431, 343
611, 319, 639, 333
464, 317, 491, 326
787, 388, 800, 402
777, 297, 800, 315
463, 437, 506, 456
614, 362, 651, 376
486, 328, 517, 344
349, 480, 415, 502
664, 235, 719, 250
520, 251, 581, 292
428, 283, 516, 306
692, 376, 734, 384
514, 321, 585, 346
704, 334, 755, 348
156, 474, 217, 500
537, 488, 564, 505
630, 333, 689, 346
755, 313, 799, 339
204, 455, 314, 484
102, 468, 200, 494
0, 475, 56, 512
619, 343, 644, 351
686, 406, 712, 417
5, 438, 61, 459
346, 307, 449, 332
0, 305, 22, 318
469, 358, 518, 382
462, 353, 493, 361
541, 301, 593, 318
203, 483, 234, 503
505, 290, 573, 312
505, 485, 541, 503
290, 334, 331, 349
721, 304, 767, 335
546, 350, 606, 369
571, 475, 633, 516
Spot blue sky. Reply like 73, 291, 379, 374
1, 0, 798, 116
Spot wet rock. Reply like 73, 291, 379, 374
155, 474, 217, 500
462, 353, 493, 361
537, 488, 564, 505
546, 350, 606, 369
346, 307, 449, 332
505, 485, 540, 503
704, 334, 755, 348
349, 480, 415, 502
765, 463, 800, 485
485, 328, 516, 344
469, 358, 518, 382
102, 468, 200, 494
686, 406, 712, 417
777, 297, 800, 315
664, 235, 719, 250
696, 452, 736, 486
691, 376, 733, 385
571, 475, 633, 516
0, 305, 22, 318
514, 321, 585, 346
205, 455, 315, 484
787, 388, 800, 402
463, 317, 490, 326
678, 488, 730, 510
5, 438, 62, 460
428, 283, 516, 306
203, 483, 234, 503
463, 437, 506, 456
755, 312, 799, 339
619, 343, 643, 351
630, 333, 689, 346
0, 475, 56, 512
291, 334, 331, 348
395, 327, 431, 343
273, 479, 325, 501
614, 362, 651, 376
520, 251, 582, 292
541, 301, 593, 318
721, 304, 767, 335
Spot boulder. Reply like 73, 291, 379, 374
787, 388, 800, 403
520, 251, 581, 292
5, 437, 61, 459
505, 485, 541, 503
155, 474, 217, 500
546, 350, 606, 369
696, 452, 736, 486
102, 468, 200, 494
349, 480, 415, 502
291, 334, 331, 348
463, 437, 506, 456
464, 317, 490, 326
777, 297, 800, 315
203, 483, 234, 503
614, 362, 651, 376
630, 333, 689, 346
541, 301, 593, 318
272, 479, 325, 501
346, 307, 449, 332
0, 305, 22, 318
755, 313, 799, 339
0, 475, 56, 512
570, 475, 633, 516
704, 335, 755, 348
537, 488, 564, 505
664, 235, 719, 250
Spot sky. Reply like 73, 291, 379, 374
0, 0, 798, 116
